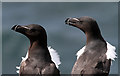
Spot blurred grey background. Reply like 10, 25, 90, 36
2, 2, 118, 74
0, 2, 2, 75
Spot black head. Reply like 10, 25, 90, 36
65, 16, 100, 33
11, 24, 47, 44
65, 16, 105, 43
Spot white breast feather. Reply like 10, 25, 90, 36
76, 42, 117, 61
16, 46, 61, 73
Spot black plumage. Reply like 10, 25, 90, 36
12, 24, 60, 76
65, 16, 112, 76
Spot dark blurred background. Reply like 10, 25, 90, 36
2, 2, 118, 74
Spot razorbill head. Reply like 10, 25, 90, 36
12, 24, 61, 76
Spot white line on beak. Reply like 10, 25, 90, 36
72, 18, 79, 21
22, 26, 30, 30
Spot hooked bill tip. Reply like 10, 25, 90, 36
11, 25, 19, 31
65, 18, 71, 24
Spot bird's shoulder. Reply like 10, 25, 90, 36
75, 40, 107, 69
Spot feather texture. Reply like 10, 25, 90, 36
48, 46, 61, 68
76, 42, 117, 61
16, 46, 61, 73
106, 42, 117, 60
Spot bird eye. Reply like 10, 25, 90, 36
80, 21, 83, 23
31, 29, 36, 32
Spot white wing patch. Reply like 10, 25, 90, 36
76, 42, 117, 61
48, 46, 61, 68
16, 46, 61, 73
16, 51, 28, 73
106, 42, 117, 60
16, 66, 20, 73
76, 46, 86, 59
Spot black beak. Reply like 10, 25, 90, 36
11, 25, 20, 31
11, 25, 30, 33
65, 18, 71, 24
65, 18, 79, 25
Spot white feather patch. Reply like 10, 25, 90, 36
76, 46, 86, 59
16, 51, 28, 73
106, 42, 117, 60
76, 42, 117, 61
48, 46, 61, 68
16, 46, 61, 73
16, 66, 20, 73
